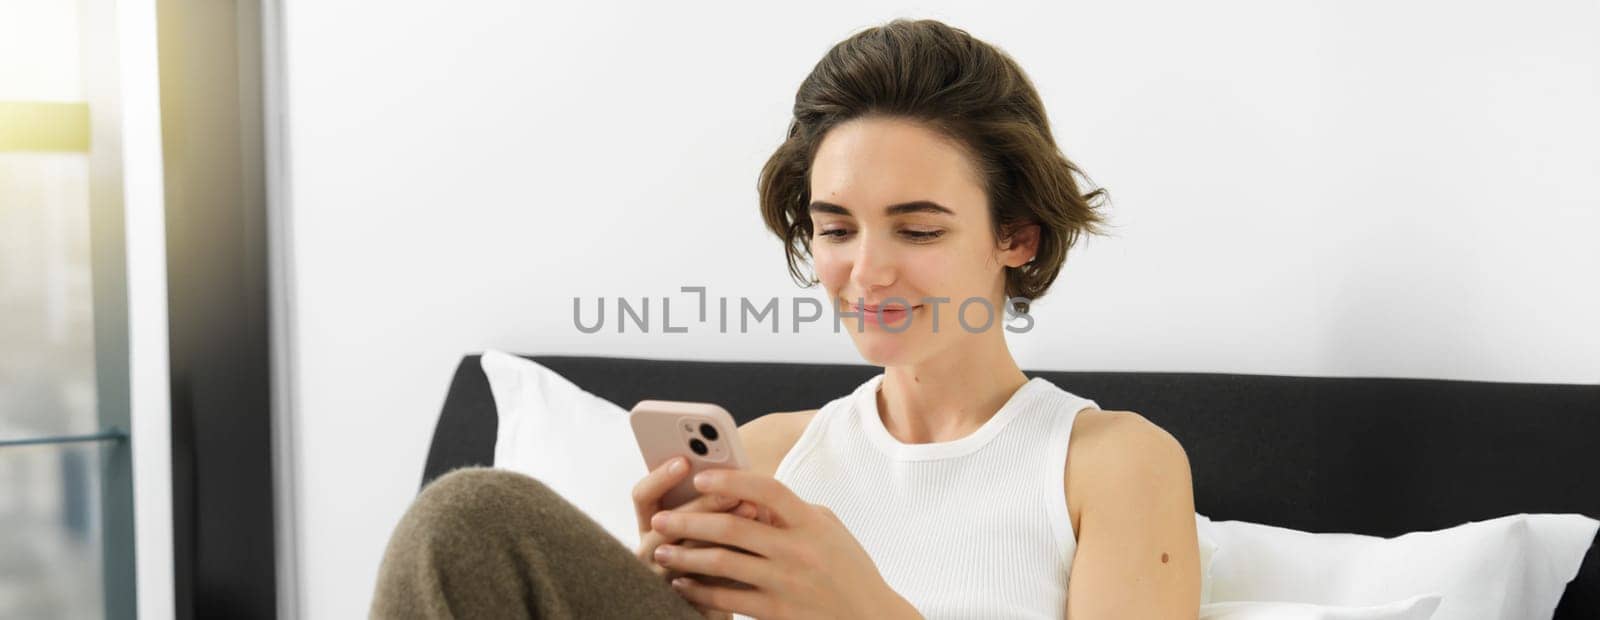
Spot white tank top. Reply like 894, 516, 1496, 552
770, 373, 1100, 619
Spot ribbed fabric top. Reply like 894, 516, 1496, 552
770, 373, 1100, 619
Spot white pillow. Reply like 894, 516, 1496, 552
1199, 512, 1597, 620
481, 350, 645, 551
1199, 593, 1442, 620
1198, 513, 1220, 604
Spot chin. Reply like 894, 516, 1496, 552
849, 330, 925, 367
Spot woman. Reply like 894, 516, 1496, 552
373, 18, 1199, 619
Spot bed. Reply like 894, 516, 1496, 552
419, 353, 1600, 617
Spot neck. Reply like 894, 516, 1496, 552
877, 334, 1029, 444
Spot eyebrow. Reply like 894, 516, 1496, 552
806, 200, 956, 217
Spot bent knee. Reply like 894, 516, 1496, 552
409, 468, 558, 531
386, 467, 622, 576
423, 466, 555, 506
378, 469, 562, 598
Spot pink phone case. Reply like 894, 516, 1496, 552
630, 399, 750, 510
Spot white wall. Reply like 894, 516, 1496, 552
279, 1, 1600, 617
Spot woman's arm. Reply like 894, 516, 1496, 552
738, 410, 816, 478
1065, 414, 1201, 619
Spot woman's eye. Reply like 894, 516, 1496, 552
815, 228, 942, 242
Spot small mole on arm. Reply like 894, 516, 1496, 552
1160, 552, 1169, 564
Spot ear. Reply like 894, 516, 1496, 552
999, 222, 1041, 268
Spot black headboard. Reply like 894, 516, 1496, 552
423, 353, 1600, 617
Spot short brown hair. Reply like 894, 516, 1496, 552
757, 18, 1111, 314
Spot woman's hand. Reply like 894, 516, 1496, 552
632, 456, 768, 619
648, 469, 922, 620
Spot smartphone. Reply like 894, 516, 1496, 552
629, 399, 750, 510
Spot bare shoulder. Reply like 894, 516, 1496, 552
1064, 409, 1190, 533
1072, 409, 1182, 451
1062, 409, 1200, 617
739, 409, 819, 477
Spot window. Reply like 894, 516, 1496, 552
1, 2, 135, 619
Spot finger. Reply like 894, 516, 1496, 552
646, 495, 739, 543
691, 470, 809, 527
637, 530, 675, 577
655, 543, 775, 590
640, 529, 734, 576
731, 501, 760, 521
670, 576, 768, 618
641, 493, 741, 546
652, 495, 758, 552
651, 511, 779, 558
638, 494, 744, 573
632, 456, 690, 532
674, 492, 742, 516
683, 572, 750, 591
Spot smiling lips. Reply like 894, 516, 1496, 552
844, 301, 923, 324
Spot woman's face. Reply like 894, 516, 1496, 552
807, 116, 1036, 367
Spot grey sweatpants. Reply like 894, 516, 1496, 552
370, 467, 706, 619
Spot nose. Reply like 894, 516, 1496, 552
848, 232, 896, 297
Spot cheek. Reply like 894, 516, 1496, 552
812, 247, 851, 287
808, 237, 987, 294
906, 243, 975, 283
906, 251, 955, 278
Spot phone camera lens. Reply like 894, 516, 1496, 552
699, 423, 719, 441
689, 438, 708, 456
